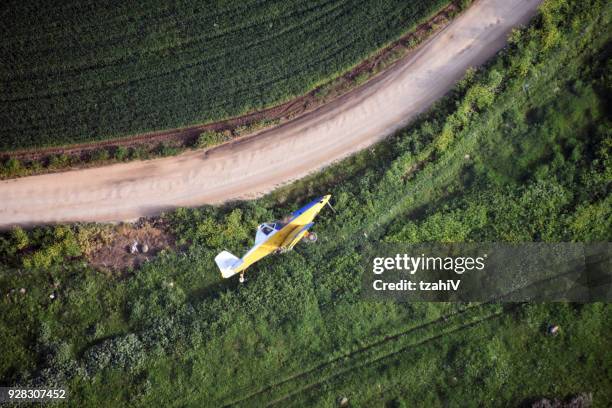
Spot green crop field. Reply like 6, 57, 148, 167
0, 0, 451, 151
1, 0, 611, 406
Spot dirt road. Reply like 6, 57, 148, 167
0, 0, 542, 228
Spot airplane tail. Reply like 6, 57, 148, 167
215, 250, 242, 278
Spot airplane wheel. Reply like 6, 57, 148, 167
306, 232, 318, 243
239, 274, 246, 283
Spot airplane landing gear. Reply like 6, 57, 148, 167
239, 273, 246, 283
305, 231, 318, 243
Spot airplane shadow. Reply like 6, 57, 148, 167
187, 278, 240, 303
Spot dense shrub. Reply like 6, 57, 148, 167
21, 226, 81, 269
196, 131, 229, 148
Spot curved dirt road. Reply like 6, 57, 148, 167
0, 0, 541, 228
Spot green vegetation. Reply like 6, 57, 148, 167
0, 117, 285, 179
0, 142, 184, 179
1, 0, 611, 406
0, 0, 452, 151
195, 119, 281, 149
196, 131, 230, 149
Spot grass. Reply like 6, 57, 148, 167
0, 0, 452, 151
0, 0, 611, 406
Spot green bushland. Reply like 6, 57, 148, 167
0, 0, 453, 151
1, 0, 611, 406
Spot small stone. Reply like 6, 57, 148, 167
49, 293, 56, 300
338, 397, 349, 407
547, 324, 560, 336
464, 154, 470, 160
168, 281, 174, 288
19, 288, 26, 294
141, 243, 149, 253
130, 241, 139, 254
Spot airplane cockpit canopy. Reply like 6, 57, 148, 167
255, 222, 284, 244
259, 223, 275, 235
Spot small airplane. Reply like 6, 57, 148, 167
215, 195, 332, 282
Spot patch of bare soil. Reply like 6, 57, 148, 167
86, 220, 174, 273
528, 393, 593, 408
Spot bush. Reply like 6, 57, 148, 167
75, 224, 114, 256
0, 157, 31, 178
11, 227, 29, 250
154, 143, 181, 157
114, 146, 129, 161
83, 333, 146, 374
196, 131, 229, 148
90, 148, 110, 162
21, 226, 82, 269
48, 154, 71, 169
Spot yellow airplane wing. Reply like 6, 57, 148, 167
282, 222, 315, 250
